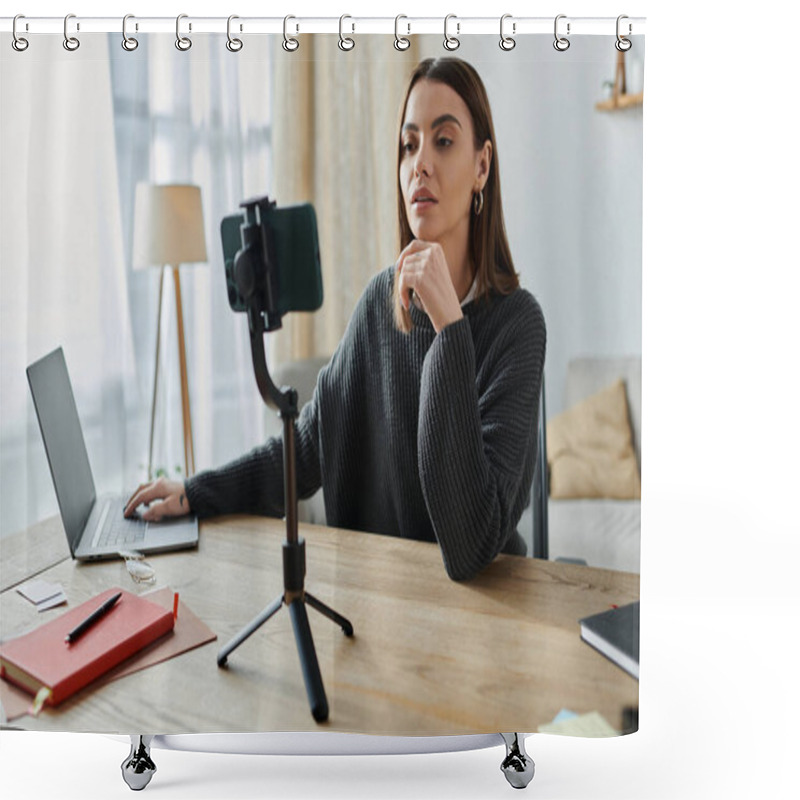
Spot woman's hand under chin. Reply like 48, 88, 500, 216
395, 240, 464, 333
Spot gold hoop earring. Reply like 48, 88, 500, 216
473, 189, 484, 216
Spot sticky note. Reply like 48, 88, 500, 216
538, 711, 618, 737
36, 592, 68, 612
17, 580, 62, 606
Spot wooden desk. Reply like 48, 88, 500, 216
0, 515, 70, 593
1, 515, 639, 735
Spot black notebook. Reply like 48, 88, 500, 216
579, 601, 639, 680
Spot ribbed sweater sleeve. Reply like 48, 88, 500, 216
417, 296, 546, 581
183, 391, 322, 519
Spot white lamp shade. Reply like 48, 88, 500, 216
132, 184, 208, 269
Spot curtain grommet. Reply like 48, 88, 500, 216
175, 14, 192, 51
394, 15, 410, 51
63, 14, 80, 52
12, 15, 29, 52
226, 15, 243, 52
122, 14, 139, 51
615, 15, 632, 51
553, 15, 570, 51
283, 15, 299, 51
443, 14, 460, 51
499, 14, 516, 51
339, 14, 355, 51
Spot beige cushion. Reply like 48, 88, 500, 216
547, 378, 641, 500
564, 357, 641, 470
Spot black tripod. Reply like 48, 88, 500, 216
216, 307, 353, 723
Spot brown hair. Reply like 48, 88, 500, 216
394, 57, 519, 332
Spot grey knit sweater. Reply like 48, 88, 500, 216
185, 265, 546, 581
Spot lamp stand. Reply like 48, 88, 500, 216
215, 306, 353, 723
146, 264, 195, 481
172, 265, 195, 477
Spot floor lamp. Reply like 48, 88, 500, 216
133, 184, 207, 481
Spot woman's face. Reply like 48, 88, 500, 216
399, 79, 489, 248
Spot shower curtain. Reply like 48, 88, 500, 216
1, 20, 644, 747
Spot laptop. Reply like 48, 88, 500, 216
26, 347, 199, 561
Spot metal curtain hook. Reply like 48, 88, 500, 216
339, 14, 354, 51
444, 14, 460, 51
122, 14, 139, 51
226, 15, 243, 52
554, 14, 570, 51
499, 14, 515, 51
283, 15, 299, 51
12, 14, 29, 52
176, 14, 192, 51
616, 14, 632, 51
63, 13, 80, 51
394, 14, 410, 51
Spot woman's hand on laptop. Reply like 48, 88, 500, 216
124, 478, 191, 522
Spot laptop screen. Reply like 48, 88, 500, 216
26, 348, 96, 554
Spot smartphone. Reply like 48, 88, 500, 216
221, 199, 323, 318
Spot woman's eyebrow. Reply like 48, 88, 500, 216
402, 114, 462, 133
431, 113, 462, 130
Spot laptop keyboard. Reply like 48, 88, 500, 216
92, 501, 146, 548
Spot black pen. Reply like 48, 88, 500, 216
65, 592, 122, 644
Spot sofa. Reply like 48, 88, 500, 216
544, 357, 642, 574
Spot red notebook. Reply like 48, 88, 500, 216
0, 587, 175, 708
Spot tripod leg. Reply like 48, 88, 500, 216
305, 591, 354, 636
217, 594, 284, 667
288, 599, 329, 723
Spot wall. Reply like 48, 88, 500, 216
445, 36, 644, 416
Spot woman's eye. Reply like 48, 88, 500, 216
437, 137, 452, 147
402, 141, 416, 153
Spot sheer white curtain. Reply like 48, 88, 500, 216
109, 34, 272, 485
0, 35, 135, 539
0, 34, 274, 538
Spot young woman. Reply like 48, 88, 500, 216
125, 57, 546, 582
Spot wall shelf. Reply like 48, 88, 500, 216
595, 50, 643, 112
596, 91, 644, 111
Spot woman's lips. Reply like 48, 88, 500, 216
412, 198, 437, 213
